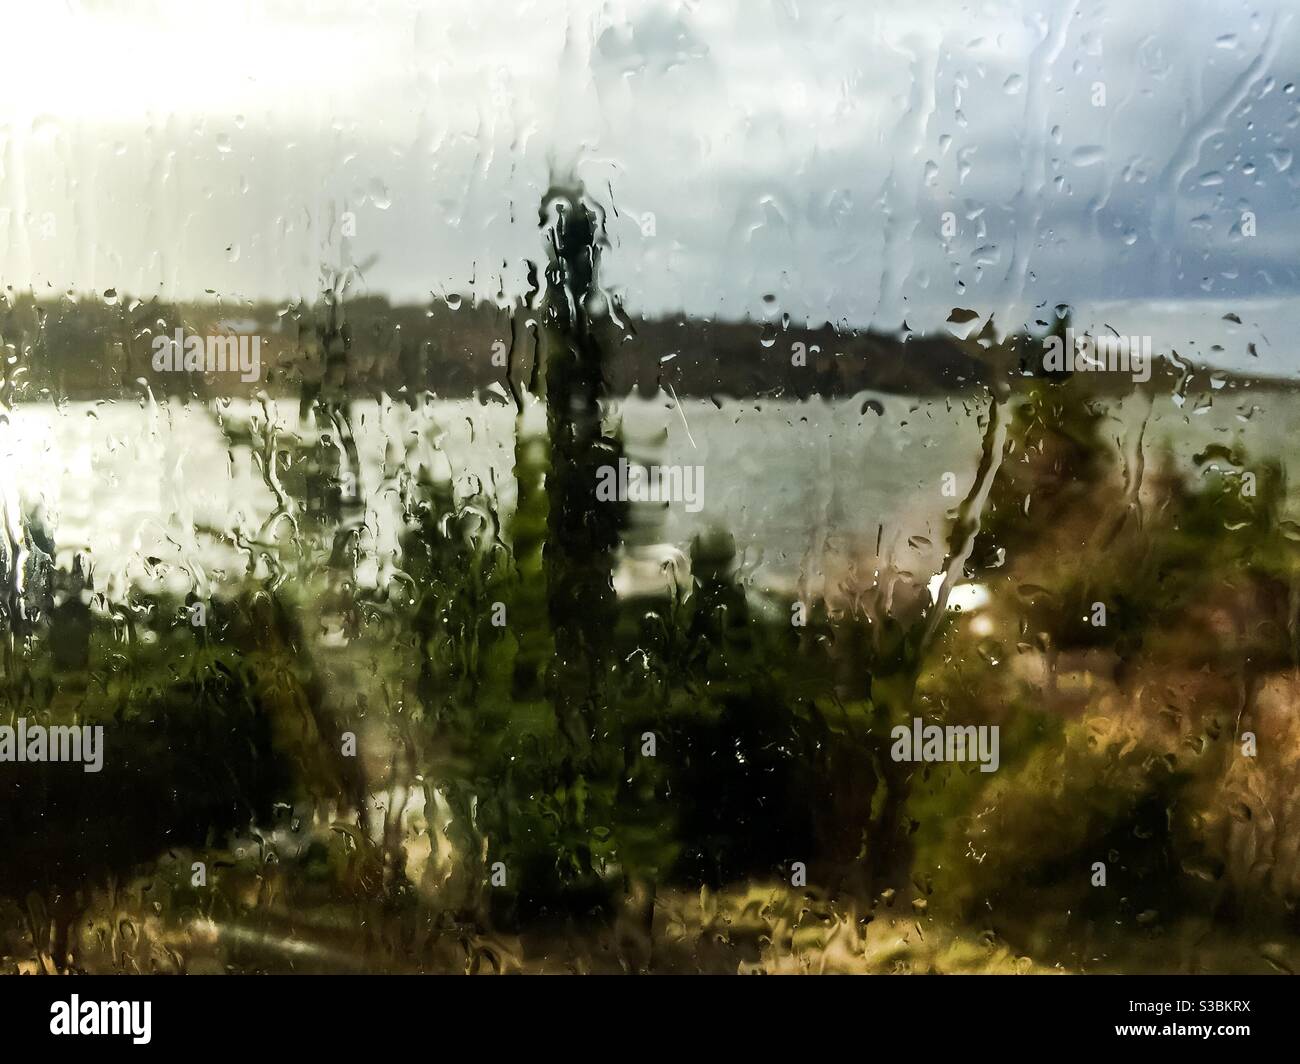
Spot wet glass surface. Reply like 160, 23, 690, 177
1, 0, 1299, 974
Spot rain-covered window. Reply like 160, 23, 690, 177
1, 0, 1298, 980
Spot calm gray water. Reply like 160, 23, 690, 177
2, 387, 1294, 605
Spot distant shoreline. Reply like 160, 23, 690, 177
3, 293, 1297, 401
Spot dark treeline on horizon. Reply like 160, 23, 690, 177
0, 290, 1278, 403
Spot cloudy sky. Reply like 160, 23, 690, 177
1, 0, 1297, 372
